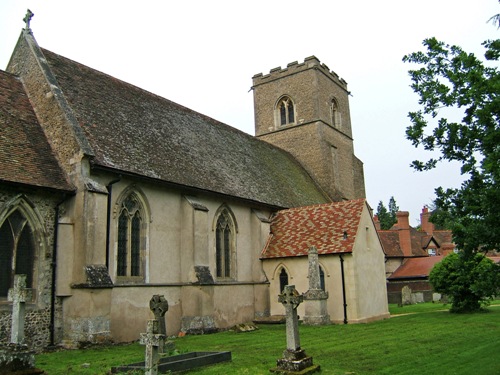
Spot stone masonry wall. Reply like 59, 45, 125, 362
0, 185, 65, 351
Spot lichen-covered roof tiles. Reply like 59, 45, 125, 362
261, 199, 366, 259
41, 49, 328, 208
0, 70, 73, 192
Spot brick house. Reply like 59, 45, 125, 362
376, 207, 456, 304
0, 22, 388, 349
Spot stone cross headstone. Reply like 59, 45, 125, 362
272, 285, 319, 374
278, 285, 303, 351
140, 319, 165, 375
8, 274, 33, 345
149, 295, 169, 353
303, 247, 330, 325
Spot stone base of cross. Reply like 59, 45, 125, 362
140, 319, 165, 375
270, 285, 320, 374
8, 274, 33, 345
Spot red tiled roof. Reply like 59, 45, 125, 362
388, 256, 444, 279
0, 70, 74, 192
378, 231, 402, 257
261, 199, 366, 259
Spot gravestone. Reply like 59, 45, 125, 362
0, 274, 43, 374
270, 285, 319, 374
140, 319, 165, 375
8, 274, 33, 344
149, 294, 174, 353
303, 247, 330, 325
401, 285, 412, 305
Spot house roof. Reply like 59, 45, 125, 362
0, 70, 74, 192
388, 256, 444, 280
40, 48, 328, 208
261, 199, 366, 259
378, 231, 402, 257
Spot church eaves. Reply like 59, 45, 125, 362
39, 49, 328, 208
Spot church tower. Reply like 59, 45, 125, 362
252, 56, 365, 201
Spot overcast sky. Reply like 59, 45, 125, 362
1, 1, 498, 225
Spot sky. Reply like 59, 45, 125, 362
0, 0, 498, 225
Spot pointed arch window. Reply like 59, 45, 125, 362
0, 210, 35, 297
117, 193, 144, 278
331, 98, 341, 128
277, 96, 295, 126
319, 266, 326, 291
215, 208, 236, 279
279, 268, 289, 294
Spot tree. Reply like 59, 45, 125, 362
376, 196, 399, 230
429, 252, 500, 313
403, 34, 500, 254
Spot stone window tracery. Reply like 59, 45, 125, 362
0, 210, 35, 297
117, 193, 144, 278
215, 207, 236, 279
276, 96, 295, 127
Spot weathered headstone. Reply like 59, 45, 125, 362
8, 274, 32, 345
270, 285, 319, 374
149, 294, 175, 353
140, 319, 165, 375
401, 285, 412, 305
303, 247, 330, 325
0, 274, 42, 374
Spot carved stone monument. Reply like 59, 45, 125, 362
270, 285, 319, 374
149, 294, 174, 353
0, 274, 43, 374
303, 247, 330, 325
8, 274, 33, 344
140, 319, 165, 375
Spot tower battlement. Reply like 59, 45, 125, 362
252, 56, 348, 91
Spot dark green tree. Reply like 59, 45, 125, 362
403, 33, 500, 255
429, 252, 500, 312
376, 196, 399, 230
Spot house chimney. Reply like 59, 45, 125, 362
420, 206, 434, 235
396, 211, 412, 257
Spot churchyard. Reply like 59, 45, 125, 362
34, 301, 500, 375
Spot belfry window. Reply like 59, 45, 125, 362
0, 210, 35, 297
331, 98, 341, 128
277, 96, 295, 126
117, 193, 143, 277
215, 208, 236, 279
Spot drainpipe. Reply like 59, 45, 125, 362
50, 193, 72, 347
339, 254, 348, 324
105, 176, 121, 269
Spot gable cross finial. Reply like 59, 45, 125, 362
23, 9, 34, 32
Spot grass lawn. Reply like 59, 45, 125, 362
36, 303, 500, 375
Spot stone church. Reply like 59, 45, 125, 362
0, 21, 388, 349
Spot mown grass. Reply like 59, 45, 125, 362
35, 303, 500, 375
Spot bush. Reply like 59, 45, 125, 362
429, 252, 500, 313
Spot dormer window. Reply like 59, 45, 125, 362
276, 96, 295, 126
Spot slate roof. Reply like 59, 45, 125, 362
40, 49, 328, 208
261, 199, 367, 259
0, 70, 73, 192
388, 256, 444, 280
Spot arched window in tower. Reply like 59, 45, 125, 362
117, 193, 144, 278
331, 98, 342, 128
215, 208, 236, 279
0, 210, 35, 297
277, 96, 295, 126
279, 267, 289, 293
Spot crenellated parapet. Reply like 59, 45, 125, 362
252, 56, 348, 92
